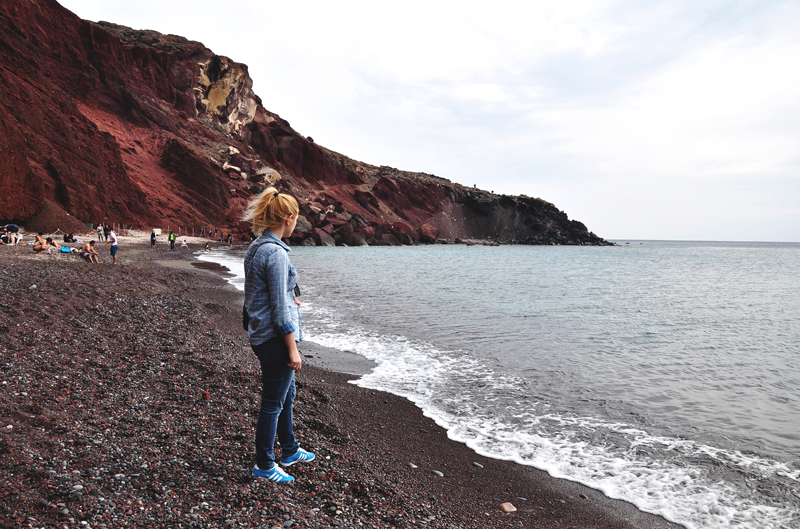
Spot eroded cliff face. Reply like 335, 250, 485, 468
0, 0, 608, 246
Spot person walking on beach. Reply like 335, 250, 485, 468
168, 231, 176, 251
150, 229, 157, 248
243, 186, 314, 483
96, 223, 103, 242
108, 228, 118, 264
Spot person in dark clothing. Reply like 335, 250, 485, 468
168, 231, 176, 251
3, 224, 19, 245
150, 230, 157, 248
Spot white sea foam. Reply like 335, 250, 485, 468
195, 248, 245, 291
306, 320, 799, 529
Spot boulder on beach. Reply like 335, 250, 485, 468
419, 223, 439, 243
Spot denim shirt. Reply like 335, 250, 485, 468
244, 231, 303, 346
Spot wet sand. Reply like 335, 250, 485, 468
0, 240, 682, 528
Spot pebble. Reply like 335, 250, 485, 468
499, 502, 517, 513
431, 470, 444, 477
72, 485, 84, 491
471, 462, 483, 468
409, 463, 418, 469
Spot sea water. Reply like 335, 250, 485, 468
197, 241, 800, 529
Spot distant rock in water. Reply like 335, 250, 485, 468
0, 0, 610, 246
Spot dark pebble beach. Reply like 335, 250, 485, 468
0, 241, 681, 529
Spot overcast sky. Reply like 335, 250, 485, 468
58, 0, 800, 241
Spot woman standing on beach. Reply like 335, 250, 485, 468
242, 186, 314, 483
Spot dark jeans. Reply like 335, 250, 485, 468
252, 336, 299, 469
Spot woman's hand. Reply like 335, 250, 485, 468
294, 299, 302, 308
287, 349, 302, 371
284, 333, 302, 371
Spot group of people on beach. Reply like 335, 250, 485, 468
30, 229, 117, 264
82, 224, 119, 264
95, 223, 112, 242
75, 232, 117, 264
201, 226, 234, 245
149, 228, 230, 252
151, 230, 192, 251
2, 222, 117, 264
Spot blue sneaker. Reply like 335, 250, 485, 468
280, 447, 316, 467
252, 464, 294, 482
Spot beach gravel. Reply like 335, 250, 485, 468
0, 242, 680, 529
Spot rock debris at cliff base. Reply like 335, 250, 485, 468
0, 245, 674, 529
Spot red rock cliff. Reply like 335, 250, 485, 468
0, 0, 608, 245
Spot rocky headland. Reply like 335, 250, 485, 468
0, 0, 608, 247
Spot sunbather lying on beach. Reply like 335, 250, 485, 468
81, 241, 100, 263
33, 236, 60, 254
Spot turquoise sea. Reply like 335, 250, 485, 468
198, 241, 800, 529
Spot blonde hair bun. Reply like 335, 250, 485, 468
242, 186, 300, 236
